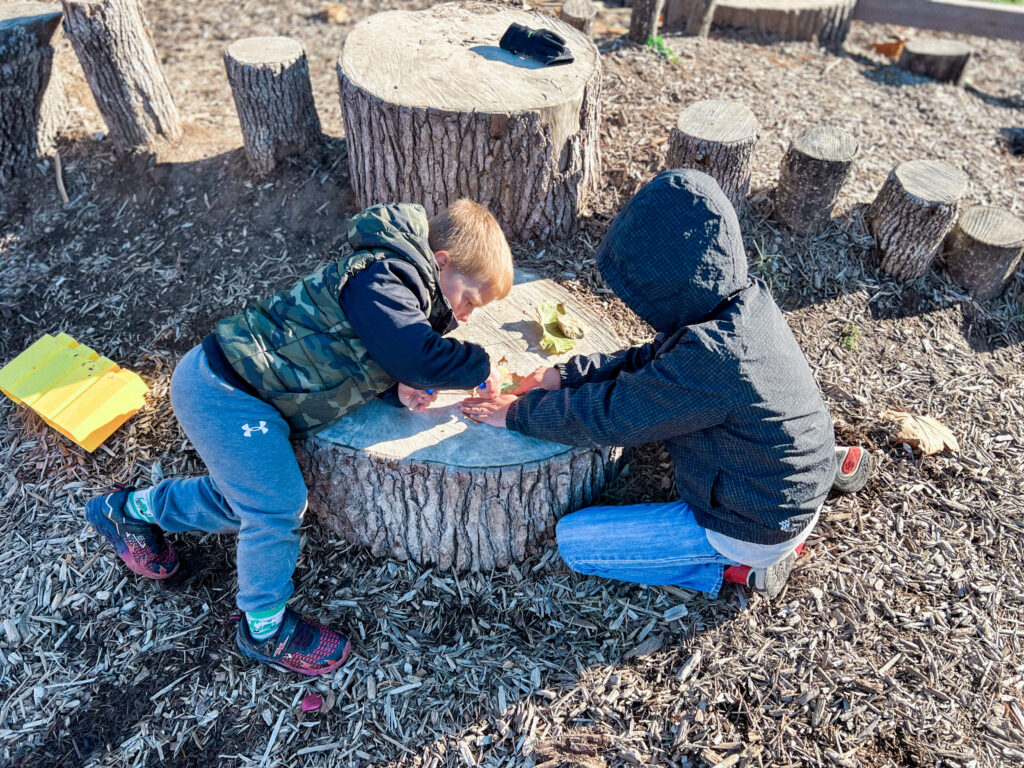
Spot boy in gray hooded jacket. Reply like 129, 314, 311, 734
462, 170, 870, 597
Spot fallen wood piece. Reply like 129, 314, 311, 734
297, 268, 624, 573
667, 99, 759, 211
0, 2, 67, 185
338, 2, 601, 242
867, 160, 967, 279
60, 0, 181, 152
629, 0, 664, 43
943, 206, 1024, 301
898, 38, 972, 85
224, 36, 322, 176
774, 126, 858, 235
558, 0, 596, 37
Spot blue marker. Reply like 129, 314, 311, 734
425, 382, 486, 395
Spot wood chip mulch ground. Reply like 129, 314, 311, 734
1, 2, 1023, 767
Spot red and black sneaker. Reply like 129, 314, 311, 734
233, 609, 351, 676
833, 446, 873, 494
85, 486, 179, 579
723, 544, 805, 599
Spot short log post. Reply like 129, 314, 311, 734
0, 3, 67, 186
774, 126, 858, 234
899, 38, 972, 85
60, 0, 181, 152
866, 160, 967, 279
667, 99, 759, 212
629, 0, 664, 43
943, 206, 1024, 300
224, 37, 322, 176
559, 0, 596, 37
678, 0, 719, 38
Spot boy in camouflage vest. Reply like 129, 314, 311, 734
85, 201, 513, 675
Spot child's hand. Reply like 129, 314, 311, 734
477, 367, 504, 401
509, 366, 560, 395
398, 384, 437, 413
461, 394, 516, 427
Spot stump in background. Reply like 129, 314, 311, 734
224, 36, 322, 176
899, 38, 972, 85
60, 0, 181, 152
559, 0, 596, 37
667, 99, 759, 212
943, 206, 1024, 300
629, 0, 664, 43
298, 268, 625, 573
0, 3, 67, 185
666, 0, 855, 47
338, 2, 601, 242
774, 126, 858, 235
677, 0, 719, 38
867, 160, 967, 279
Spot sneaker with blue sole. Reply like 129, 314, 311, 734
85, 485, 180, 580
232, 608, 351, 676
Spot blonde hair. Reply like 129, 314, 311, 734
429, 200, 514, 299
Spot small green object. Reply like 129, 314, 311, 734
840, 324, 861, 351
537, 303, 578, 355
645, 35, 678, 63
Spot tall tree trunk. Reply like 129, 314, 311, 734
629, 0, 664, 44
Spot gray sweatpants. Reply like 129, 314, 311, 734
141, 344, 307, 614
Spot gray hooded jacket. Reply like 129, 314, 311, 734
506, 170, 836, 544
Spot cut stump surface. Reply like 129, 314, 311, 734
943, 206, 1024, 301
338, 2, 601, 243
298, 268, 625, 573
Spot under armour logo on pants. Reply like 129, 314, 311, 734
242, 422, 268, 437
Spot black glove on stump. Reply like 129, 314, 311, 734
498, 23, 574, 66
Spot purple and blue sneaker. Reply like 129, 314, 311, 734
233, 608, 351, 676
85, 486, 180, 579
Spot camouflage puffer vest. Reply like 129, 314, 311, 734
214, 204, 446, 438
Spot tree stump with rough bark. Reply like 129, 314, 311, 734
338, 2, 601, 243
559, 0, 596, 37
667, 99, 759, 212
60, 0, 181, 152
899, 38, 972, 85
943, 206, 1024, 300
297, 268, 625, 573
666, 0, 854, 46
678, 0, 719, 37
224, 37, 322, 176
0, 2, 67, 186
629, 0, 664, 44
774, 126, 858, 234
867, 160, 967, 280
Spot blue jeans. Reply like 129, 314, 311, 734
556, 500, 736, 596
140, 345, 307, 614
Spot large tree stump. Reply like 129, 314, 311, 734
338, 2, 601, 243
866, 160, 967, 280
667, 99, 759, 212
899, 38, 972, 85
677, 0, 719, 37
666, 0, 854, 46
943, 206, 1024, 301
297, 268, 625, 573
60, 0, 181, 152
559, 0, 596, 37
629, 0, 665, 44
774, 126, 858, 235
1, 3, 67, 186
224, 37, 322, 176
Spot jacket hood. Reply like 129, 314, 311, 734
346, 203, 439, 290
597, 170, 750, 333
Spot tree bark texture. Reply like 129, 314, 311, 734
943, 206, 1024, 301
867, 160, 967, 280
338, 3, 601, 243
559, 0, 596, 37
0, 3, 67, 186
667, 99, 759, 212
774, 126, 858, 235
678, 0, 719, 37
224, 37, 322, 176
698, 0, 855, 46
629, 0, 664, 43
60, 0, 181, 152
899, 38, 972, 85
296, 267, 626, 572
